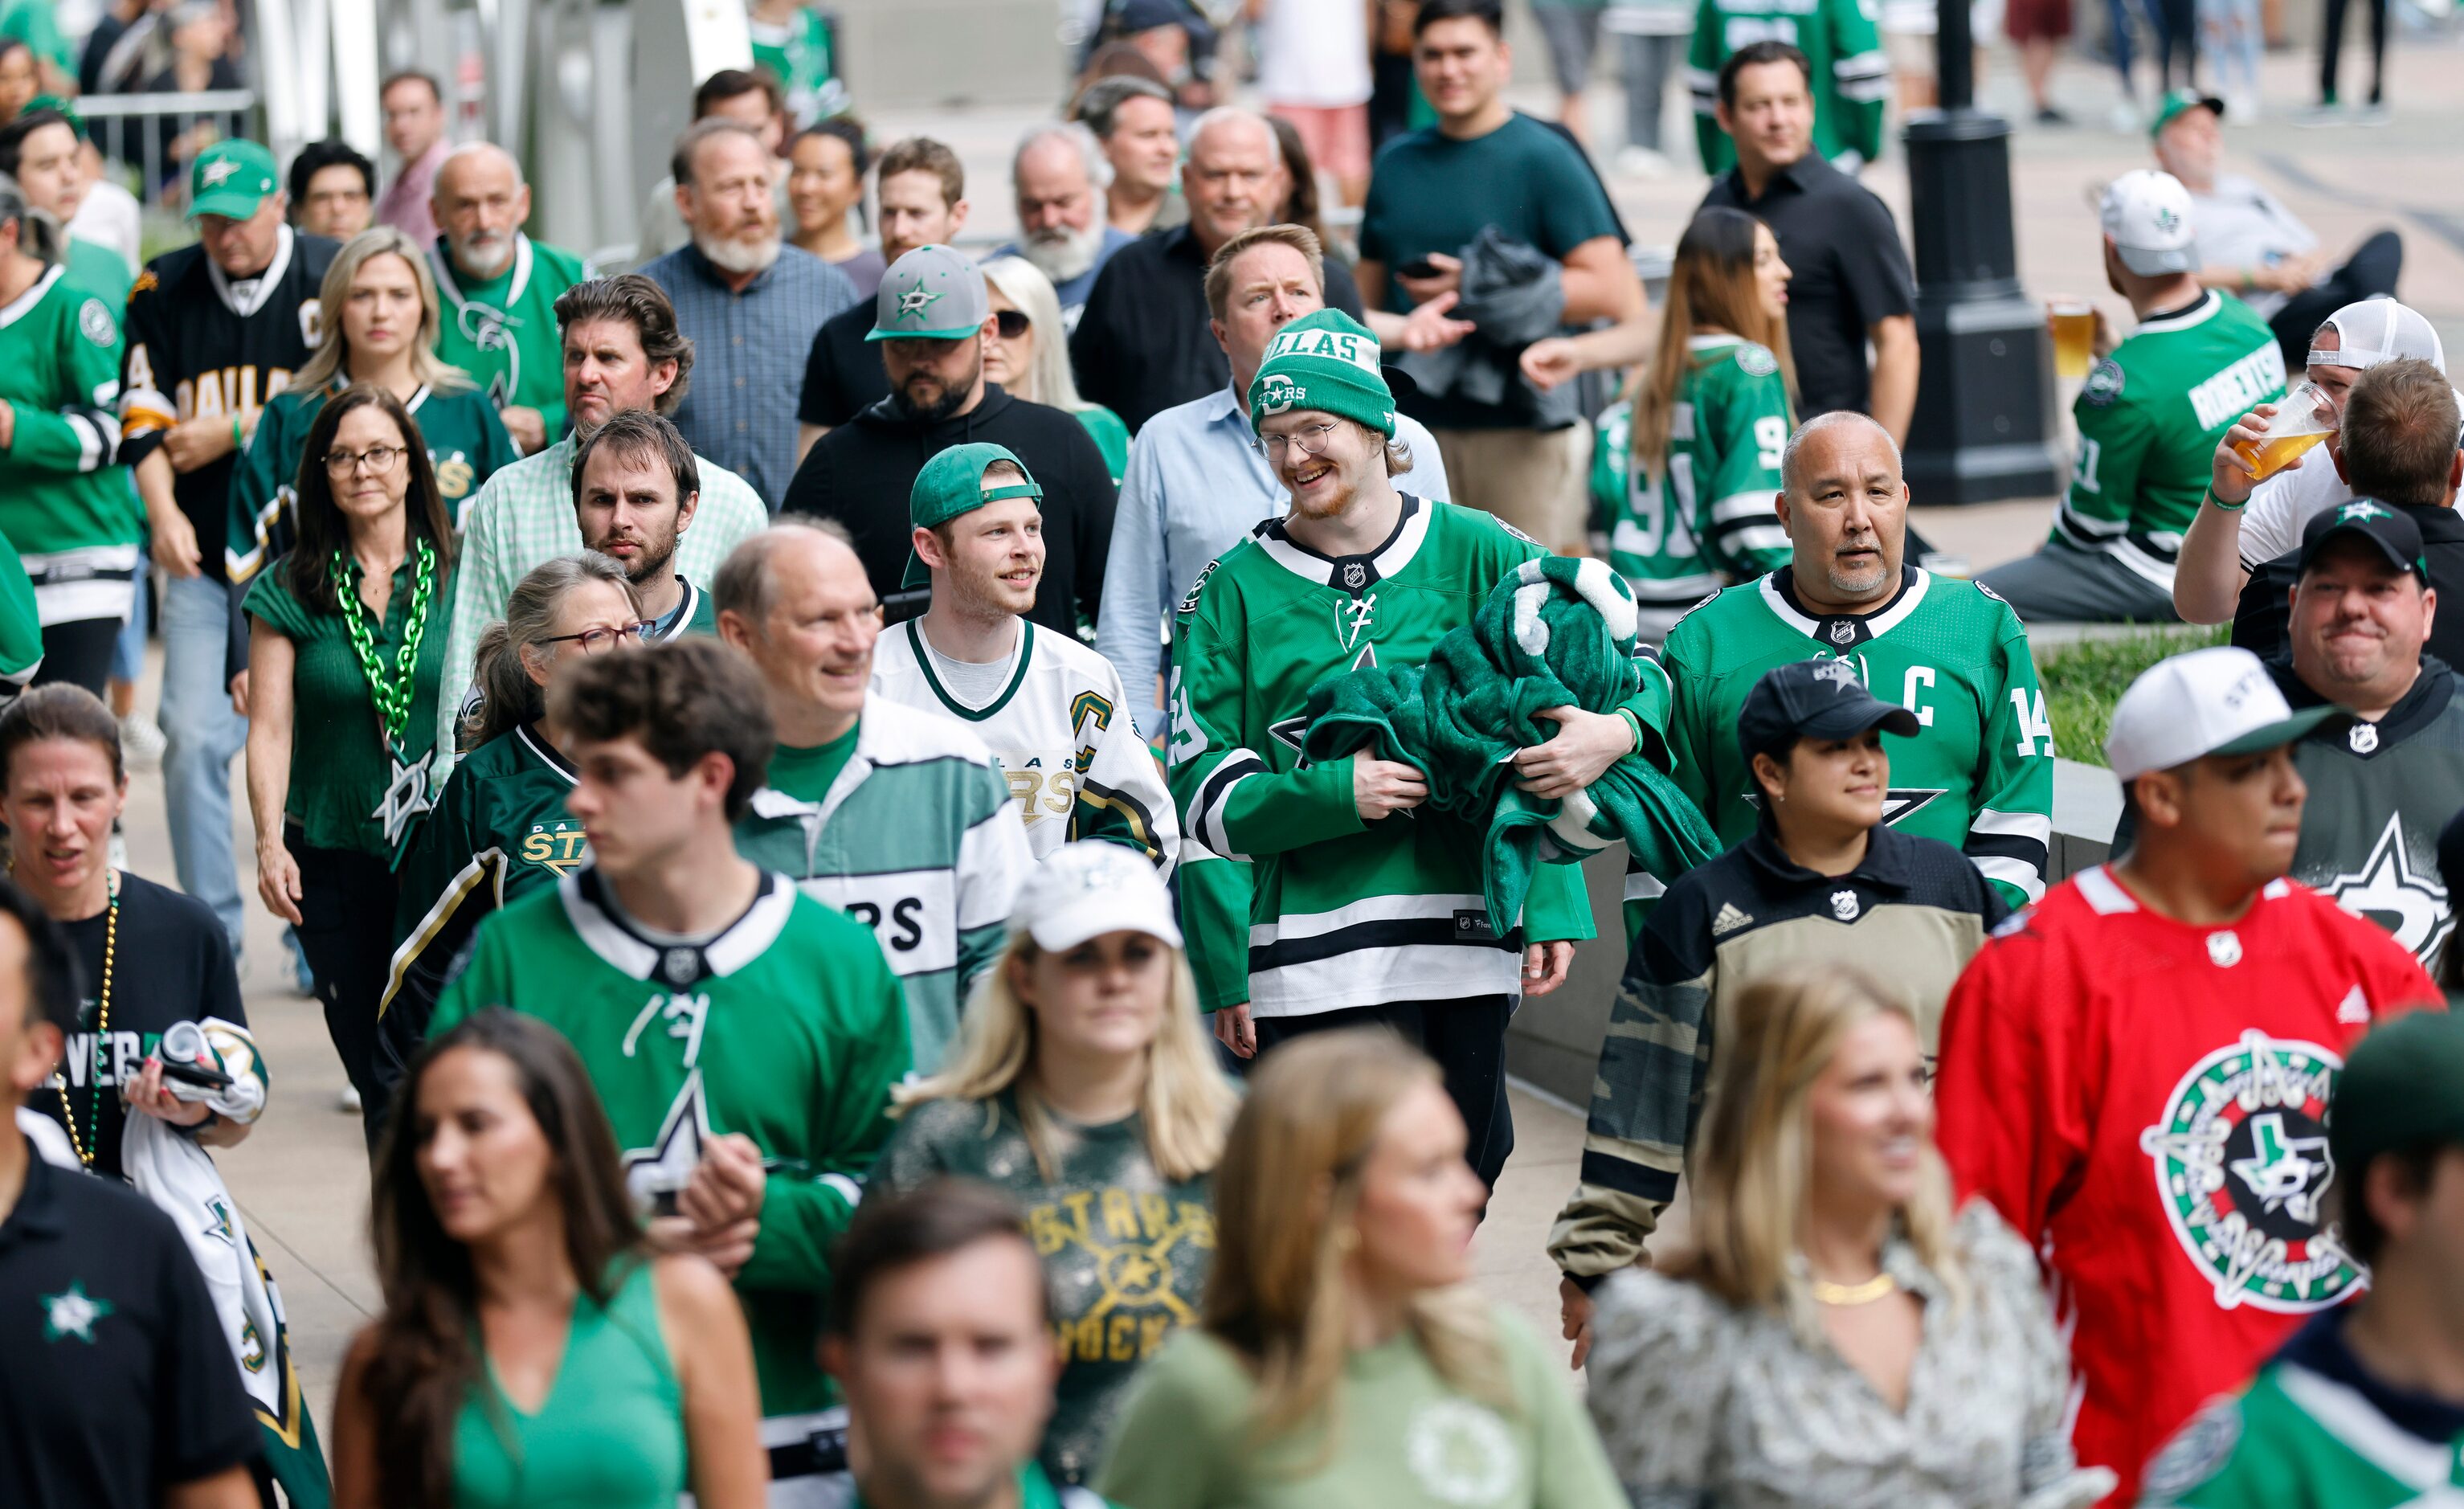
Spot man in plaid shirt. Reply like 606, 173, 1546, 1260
432, 274, 771, 778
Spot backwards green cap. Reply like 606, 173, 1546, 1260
902, 443, 1044, 589
1247, 309, 1395, 440
188, 139, 280, 221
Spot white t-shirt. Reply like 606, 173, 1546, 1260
1252, 0, 1372, 107
2237, 384, 2464, 567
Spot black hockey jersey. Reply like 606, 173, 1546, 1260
119, 226, 337, 584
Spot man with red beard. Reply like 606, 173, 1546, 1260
869, 444, 1175, 870
571, 410, 716, 639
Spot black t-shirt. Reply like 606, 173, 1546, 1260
797, 301, 892, 431
0, 1146, 261, 1508
1069, 226, 1367, 434
33, 872, 247, 1182
1699, 153, 1916, 421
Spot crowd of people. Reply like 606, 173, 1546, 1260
0, 0, 2458, 1507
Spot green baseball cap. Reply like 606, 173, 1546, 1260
902, 443, 1044, 589
2328, 1012, 2464, 1181
868, 244, 991, 343
1247, 309, 1396, 439
2149, 88, 2225, 140
188, 138, 280, 220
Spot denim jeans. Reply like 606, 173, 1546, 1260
160, 574, 246, 948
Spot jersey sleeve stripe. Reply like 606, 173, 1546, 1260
380, 849, 504, 1017
1192, 752, 1266, 861
1723, 525, 1791, 553
119, 393, 175, 435
1971, 853, 2048, 902
1708, 492, 1780, 523
63, 412, 112, 472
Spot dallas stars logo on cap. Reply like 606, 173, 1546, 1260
894, 285, 942, 321
2338, 500, 2392, 524
1809, 659, 1858, 692
200, 157, 241, 188
2153, 204, 2180, 234
1263, 326, 1380, 374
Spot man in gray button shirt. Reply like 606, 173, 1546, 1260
640, 117, 859, 509
1093, 222, 1449, 746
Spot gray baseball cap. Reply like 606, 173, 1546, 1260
867, 245, 991, 343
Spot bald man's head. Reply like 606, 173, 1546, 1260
714, 521, 881, 732
1183, 108, 1288, 252
1774, 412, 1908, 608
434, 141, 530, 279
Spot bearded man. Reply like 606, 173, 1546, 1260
990, 124, 1135, 334
427, 142, 590, 455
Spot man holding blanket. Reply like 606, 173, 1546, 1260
1165, 309, 1647, 1191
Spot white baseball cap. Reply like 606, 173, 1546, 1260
2100, 169, 2197, 277
2105, 646, 2333, 780
2311, 298, 2447, 374
1008, 841, 1183, 952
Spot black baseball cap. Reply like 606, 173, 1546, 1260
1735, 658, 1922, 768
2299, 497, 2428, 583
2329, 1011, 2464, 1179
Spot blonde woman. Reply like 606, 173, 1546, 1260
226, 224, 518, 583
868, 839, 1236, 1487
1096, 1029, 1623, 1509
1583, 967, 2115, 1508
979, 255, 1132, 484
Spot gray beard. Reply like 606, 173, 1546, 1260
452, 231, 515, 280
695, 230, 783, 276
1017, 219, 1105, 286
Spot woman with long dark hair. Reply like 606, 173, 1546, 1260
332, 1008, 766, 1509
1527, 205, 1796, 639
1096, 1029, 1622, 1507
374, 552, 648, 1096
243, 383, 454, 1130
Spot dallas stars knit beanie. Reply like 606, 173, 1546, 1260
1248, 309, 1397, 440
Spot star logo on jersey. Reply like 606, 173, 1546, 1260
621, 1070, 712, 1214
2348, 722, 2380, 754
40, 1282, 112, 1343
372, 751, 435, 853
2316, 812, 2452, 964
199, 157, 240, 188
1743, 786, 1943, 827
2139, 1031, 2360, 1313
1270, 644, 1377, 763
202, 1196, 237, 1248
1830, 889, 1861, 922
894, 284, 943, 322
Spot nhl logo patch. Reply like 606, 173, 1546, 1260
1829, 889, 1861, 922
1342, 562, 1367, 591
2348, 722, 2380, 754
660, 947, 700, 987
1827, 620, 1856, 646
2206, 930, 2243, 967
2138, 1030, 2359, 1312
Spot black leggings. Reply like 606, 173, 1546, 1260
2154, 0, 2199, 90
2269, 228, 2405, 372
33, 616, 123, 696
1253, 994, 1518, 1192
290, 829, 400, 1151
2319, 0, 2388, 104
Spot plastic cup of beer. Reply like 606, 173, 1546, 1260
2049, 298, 2096, 380
2230, 380, 2336, 483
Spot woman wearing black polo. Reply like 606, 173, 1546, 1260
243, 382, 453, 1131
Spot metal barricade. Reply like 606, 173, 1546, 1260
76, 90, 264, 212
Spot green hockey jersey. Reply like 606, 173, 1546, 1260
1644, 565, 2054, 930
226, 379, 520, 583
431, 865, 909, 1418
733, 697, 1034, 1073
2140, 1315, 2464, 1507
0, 530, 41, 694
749, 4, 846, 126
2050, 290, 2283, 592
1595, 337, 1794, 624
374, 722, 586, 1090
1686, 0, 1890, 175
0, 263, 136, 626
869, 617, 1179, 873
1167, 497, 1608, 1018
427, 235, 590, 445
64, 237, 132, 303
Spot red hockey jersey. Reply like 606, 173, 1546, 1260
1935, 865, 2441, 1507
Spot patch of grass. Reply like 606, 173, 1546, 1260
2037, 624, 2229, 768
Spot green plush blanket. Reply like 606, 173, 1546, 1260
1300, 556, 1719, 930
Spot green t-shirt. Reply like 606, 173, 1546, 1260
244, 548, 450, 858
1357, 112, 1623, 430
427, 235, 590, 444
1095, 1309, 1625, 1509
768, 724, 860, 805
869, 1089, 1217, 1487
1073, 404, 1130, 487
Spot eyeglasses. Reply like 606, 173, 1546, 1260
537, 620, 657, 653
1257, 422, 1341, 461
324, 444, 405, 475
991, 309, 1032, 340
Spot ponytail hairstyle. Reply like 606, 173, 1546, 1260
462, 551, 640, 752
1632, 207, 1797, 481
0, 170, 59, 267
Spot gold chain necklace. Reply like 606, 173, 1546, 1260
50, 869, 118, 1168
1809, 1272, 1898, 1306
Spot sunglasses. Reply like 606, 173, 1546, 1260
991, 309, 1031, 340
